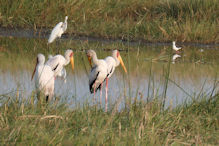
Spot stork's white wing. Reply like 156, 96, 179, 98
104, 56, 116, 79
45, 55, 66, 77
89, 62, 108, 93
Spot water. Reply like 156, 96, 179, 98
0, 34, 218, 110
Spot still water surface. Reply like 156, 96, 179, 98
0, 37, 218, 109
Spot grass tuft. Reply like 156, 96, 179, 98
0, 93, 218, 145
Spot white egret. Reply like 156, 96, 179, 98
48, 16, 68, 44
45, 49, 74, 82
86, 50, 108, 103
103, 50, 127, 111
172, 41, 182, 52
31, 54, 55, 102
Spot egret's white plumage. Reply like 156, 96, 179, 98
172, 41, 182, 51
46, 49, 74, 82
31, 54, 55, 102
86, 50, 108, 94
48, 16, 68, 43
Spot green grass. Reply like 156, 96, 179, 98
0, 92, 218, 145
0, 0, 218, 43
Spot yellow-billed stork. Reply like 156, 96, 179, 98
45, 49, 74, 82
31, 54, 55, 102
86, 49, 108, 103
103, 50, 127, 111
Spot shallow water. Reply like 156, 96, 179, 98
0, 36, 218, 110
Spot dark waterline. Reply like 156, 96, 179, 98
0, 27, 218, 49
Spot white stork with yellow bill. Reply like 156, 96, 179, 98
31, 54, 55, 102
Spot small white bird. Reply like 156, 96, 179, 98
86, 50, 108, 99
46, 49, 74, 82
31, 54, 55, 102
48, 16, 68, 44
172, 41, 182, 51
103, 50, 127, 111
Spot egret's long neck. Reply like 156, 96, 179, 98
64, 18, 68, 24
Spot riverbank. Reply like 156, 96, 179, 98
0, 0, 218, 43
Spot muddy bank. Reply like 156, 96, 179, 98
0, 27, 218, 49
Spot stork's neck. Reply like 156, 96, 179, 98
64, 55, 70, 65
112, 54, 120, 67
92, 54, 100, 65
38, 62, 44, 66
38, 59, 45, 66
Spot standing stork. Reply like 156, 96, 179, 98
31, 54, 55, 102
45, 49, 74, 82
104, 50, 127, 111
48, 16, 68, 44
86, 50, 108, 103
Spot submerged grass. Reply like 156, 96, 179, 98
0, 0, 218, 43
0, 92, 218, 145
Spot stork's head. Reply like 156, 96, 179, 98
86, 49, 96, 67
112, 50, 127, 73
37, 53, 45, 65
173, 41, 176, 45
65, 49, 74, 72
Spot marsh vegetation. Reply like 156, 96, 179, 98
0, 0, 218, 43
0, 0, 219, 145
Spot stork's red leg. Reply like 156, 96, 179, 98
105, 78, 108, 112
100, 82, 103, 106
93, 83, 96, 103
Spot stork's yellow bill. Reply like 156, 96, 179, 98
70, 55, 74, 72
118, 55, 127, 73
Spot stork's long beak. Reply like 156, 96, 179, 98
70, 56, 74, 72
88, 56, 92, 67
118, 55, 127, 73
31, 62, 37, 81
